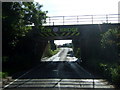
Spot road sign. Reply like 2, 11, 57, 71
39, 27, 80, 37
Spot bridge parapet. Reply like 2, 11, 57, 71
43, 14, 120, 26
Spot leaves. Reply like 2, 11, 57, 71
101, 28, 120, 48
2, 2, 47, 56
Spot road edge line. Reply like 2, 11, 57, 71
3, 65, 39, 89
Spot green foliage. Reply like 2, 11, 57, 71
2, 2, 47, 56
45, 49, 53, 57
46, 49, 59, 57
98, 27, 120, 88
75, 48, 81, 58
111, 67, 120, 84
2, 2, 47, 75
51, 49, 60, 55
101, 28, 120, 48
99, 63, 112, 78
99, 63, 120, 87
72, 39, 82, 59
0, 72, 8, 78
43, 42, 59, 57
101, 27, 120, 61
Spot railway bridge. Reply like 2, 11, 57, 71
30, 14, 120, 61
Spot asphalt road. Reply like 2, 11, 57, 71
3, 48, 114, 89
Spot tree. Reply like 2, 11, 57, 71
100, 27, 120, 88
2, 2, 48, 74
2, 2, 47, 56
101, 28, 120, 48
101, 27, 120, 61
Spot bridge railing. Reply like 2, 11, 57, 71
43, 14, 120, 26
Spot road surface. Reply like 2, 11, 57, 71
3, 48, 114, 89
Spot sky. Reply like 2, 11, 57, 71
54, 40, 72, 45
35, 0, 120, 16
34, 0, 120, 45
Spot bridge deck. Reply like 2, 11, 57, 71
34, 23, 120, 40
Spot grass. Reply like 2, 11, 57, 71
43, 48, 60, 58
51, 48, 60, 55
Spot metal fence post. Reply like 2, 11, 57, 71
106, 14, 108, 23
77, 16, 79, 24
92, 15, 93, 24
45, 14, 118, 25
53, 22, 54, 26
119, 14, 120, 23
63, 16, 64, 25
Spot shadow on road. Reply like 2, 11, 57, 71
3, 61, 114, 89
12, 61, 100, 79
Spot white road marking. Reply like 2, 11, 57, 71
3, 65, 40, 89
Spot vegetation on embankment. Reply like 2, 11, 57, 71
2, 2, 47, 76
99, 27, 120, 88
42, 42, 60, 58
99, 63, 120, 87
73, 27, 120, 88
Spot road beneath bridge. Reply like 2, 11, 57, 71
3, 48, 114, 89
